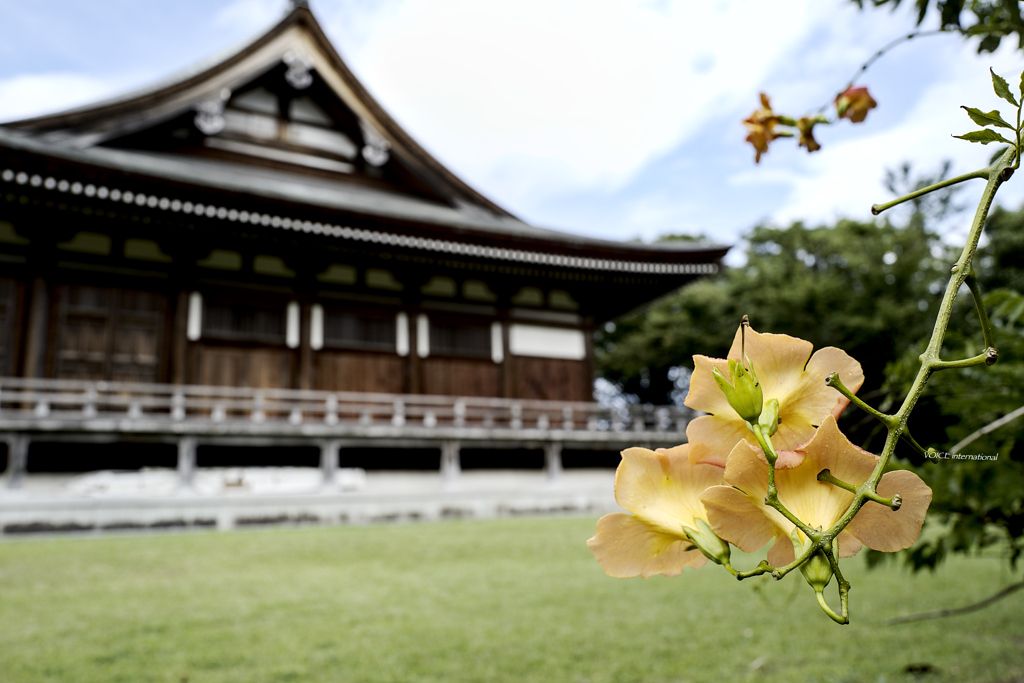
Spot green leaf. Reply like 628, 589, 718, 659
962, 106, 1014, 129
954, 129, 1013, 145
991, 68, 1019, 107
1019, 67, 1024, 103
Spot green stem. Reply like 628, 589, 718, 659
755, 147, 1016, 619
965, 270, 996, 351
826, 546, 851, 625
750, 424, 818, 538
899, 427, 932, 460
1016, 104, 1021, 171
735, 560, 772, 580
824, 373, 931, 457
820, 145, 1017, 555
930, 350, 996, 370
816, 589, 846, 624
816, 469, 858, 493
818, 29, 950, 114
870, 168, 990, 216
826, 372, 896, 428
818, 469, 901, 509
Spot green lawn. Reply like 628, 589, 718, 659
0, 517, 1021, 683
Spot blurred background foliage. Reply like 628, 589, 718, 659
852, 0, 1024, 53
595, 162, 1024, 573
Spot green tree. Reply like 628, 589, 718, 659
878, 205, 1024, 571
852, 0, 1024, 53
597, 215, 950, 449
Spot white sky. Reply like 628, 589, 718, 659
2, 0, 1023, 259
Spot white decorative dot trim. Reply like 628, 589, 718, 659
0, 166, 719, 276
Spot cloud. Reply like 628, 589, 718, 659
212, 0, 284, 35
347, 0, 816, 205
0, 73, 127, 123
756, 39, 1024, 231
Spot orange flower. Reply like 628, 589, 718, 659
743, 93, 782, 163
835, 86, 877, 123
587, 444, 725, 578
797, 116, 821, 152
700, 416, 932, 566
684, 325, 863, 468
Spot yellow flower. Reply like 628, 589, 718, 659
835, 86, 877, 124
797, 116, 822, 153
684, 325, 863, 469
743, 93, 782, 163
700, 416, 932, 566
587, 444, 725, 578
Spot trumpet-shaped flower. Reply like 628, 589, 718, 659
685, 325, 864, 468
835, 86, 877, 123
743, 93, 782, 163
700, 416, 932, 566
587, 444, 726, 578
797, 116, 823, 153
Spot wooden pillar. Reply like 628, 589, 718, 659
298, 302, 314, 391
408, 312, 422, 394
319, 439, 339, 490
501, 321, 514, 398
582, 322, 596, 402
4, 434, 29, 490
441, 439, 460, 486
21, 278, 49, 378
544, 442, 563, 483
177, 437, 197, 491
170, 290, 190, 385
8, 280, 27, 377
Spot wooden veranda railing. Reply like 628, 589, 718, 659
0, 377, 692, 437
0, 377, 698, 492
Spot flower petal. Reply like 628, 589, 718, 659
701, 484, 778, 553
775, 416, 877, 534
685, 355, 735, 416
805, 347, 865, 420
836, 530, 863, 558
613, 447, 723, 536
587, 513, 708, 578
767, 534, 795, 566
845, 470, 932, 552
685, 415, 751, 467
683, 325, 864, 465
726, 327, 813, 402
771, 346, 863, 452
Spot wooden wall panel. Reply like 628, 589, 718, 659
194, 346, 295, 389
0, 278, 15, 375
314, 351, 404, 394
54, 285, 167, 382
513, 357, 591, 402
421, 358, 500, 397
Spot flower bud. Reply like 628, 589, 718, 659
712, 357, 763, 423
799, 549, 834, 593
793, 530, 833, 593
758, 398, 780, 438
683, 517, 732, 567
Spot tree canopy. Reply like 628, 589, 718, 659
852, 0, 1024, 52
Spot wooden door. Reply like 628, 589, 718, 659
55, 285, 167, 382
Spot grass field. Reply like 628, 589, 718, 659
0, 516, 1022, 683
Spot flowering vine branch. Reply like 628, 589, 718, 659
588, 67, 1024, 625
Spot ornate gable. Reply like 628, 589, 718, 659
4, 4, 506, 214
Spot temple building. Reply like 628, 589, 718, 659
0, 2, 726, 487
